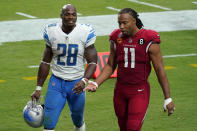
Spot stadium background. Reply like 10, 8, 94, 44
0, 0, 197, 130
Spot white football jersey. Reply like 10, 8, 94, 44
43, 23, 96, 80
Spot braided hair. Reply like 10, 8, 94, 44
119, 8, 144, 29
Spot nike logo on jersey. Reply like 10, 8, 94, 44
137, 89, 144, 92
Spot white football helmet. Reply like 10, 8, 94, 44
23, 100, 44, 128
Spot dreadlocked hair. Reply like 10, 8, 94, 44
119, 8, 144, 29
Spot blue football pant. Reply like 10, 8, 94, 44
44, 74, 85, 129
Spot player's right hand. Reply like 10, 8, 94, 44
83, 81, 98, 92
72, 80, 85, 94
31, 90, 41, 101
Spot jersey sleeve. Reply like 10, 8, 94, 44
85, 25, 96, 48
43, 26, 51, 47
150, 30, 161, 44
109, 29, 119, 42
145, 30, 161, 53
109, 32, 114, 41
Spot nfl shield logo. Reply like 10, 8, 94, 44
129, 39, 132, 43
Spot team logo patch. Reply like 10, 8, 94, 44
138, 38, 145, 45
117, 38, 122, 44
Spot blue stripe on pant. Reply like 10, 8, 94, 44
44, 74, 85, 129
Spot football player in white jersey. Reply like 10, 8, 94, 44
31, 4, 97, 131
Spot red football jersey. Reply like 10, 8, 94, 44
109, 28, 161, 86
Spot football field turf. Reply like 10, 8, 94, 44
0, 0, 197, 131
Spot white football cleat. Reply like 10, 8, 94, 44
74, 123, 85, 131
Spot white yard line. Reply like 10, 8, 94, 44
128, 0, 172, 11
28, 53, 197, 68
163, 53, 197, 58
16, 12, 37, 19
192, 1, 197, 4
106, 6, 121, 12
28, 65, 39, 68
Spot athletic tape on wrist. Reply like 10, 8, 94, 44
164, 98, 172, 110
36, 86, 42, 91
81, 78, 88, 85
88, 80, 98, 88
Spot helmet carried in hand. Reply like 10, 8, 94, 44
23, 100, 44, 128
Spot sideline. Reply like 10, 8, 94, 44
0, 10, 197, 43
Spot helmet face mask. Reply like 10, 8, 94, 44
23, 100, 44, 128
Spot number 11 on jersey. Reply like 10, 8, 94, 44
124, 47, 135, 68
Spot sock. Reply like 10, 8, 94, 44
74, 123, 85, 131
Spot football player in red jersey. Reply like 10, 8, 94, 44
74, 8, 175, 131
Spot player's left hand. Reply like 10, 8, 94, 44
165, 102, 175, 116
164, 98, 175, 116
31, 90, 41, 101
73, 81, 85, 94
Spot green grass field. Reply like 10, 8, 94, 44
0, 0, 197, 131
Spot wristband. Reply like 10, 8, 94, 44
41, 61, 50, 65
163, 98, 172, 110
81, 78, 89, 85
88, 62, 97, 65
36, 86, 42, 91
88, 81, 98, 88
